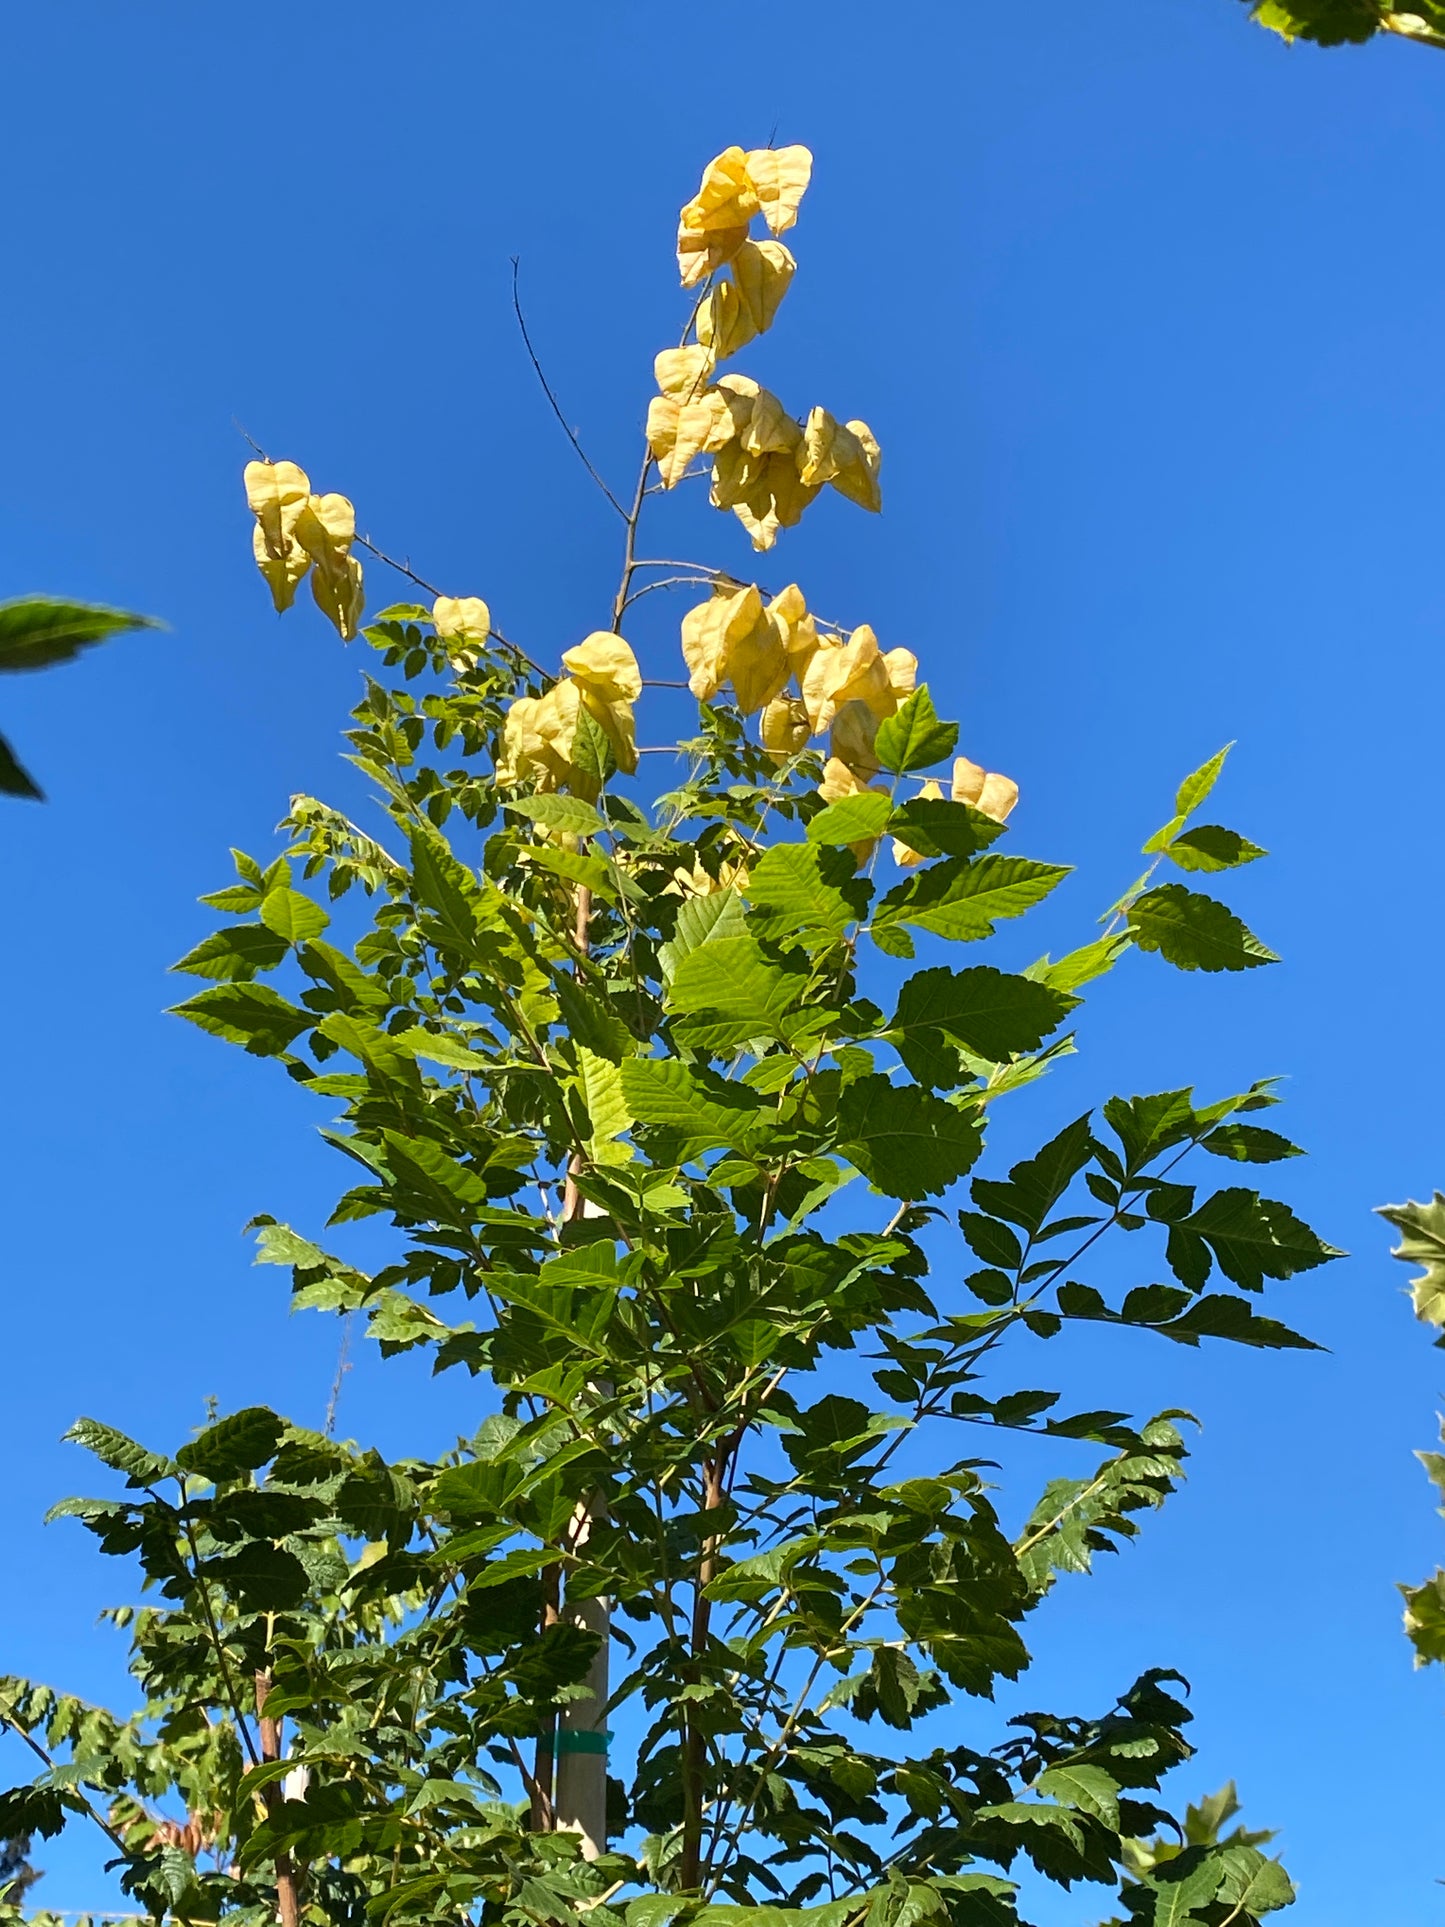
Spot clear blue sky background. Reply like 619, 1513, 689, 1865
3, 2, 1442, 1919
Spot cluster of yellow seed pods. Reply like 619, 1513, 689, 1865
240, 145, 1015, 850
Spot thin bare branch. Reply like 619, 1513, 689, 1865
512, 257, 629, 520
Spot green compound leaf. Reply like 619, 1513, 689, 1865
1183, 1187, 1341, 1291
1129, 884, 1277, 973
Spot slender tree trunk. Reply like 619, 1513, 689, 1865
553, 1500, 610, 1859
551, 883, 612, 1859
254, 1672, 300, 1927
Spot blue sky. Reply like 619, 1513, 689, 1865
3, 1, 1443, 1918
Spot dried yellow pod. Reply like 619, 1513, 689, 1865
766, 583, 819, 679
697, 279, 758, 363
680, 584, 764, 701
244, 459, 313, 613
655, 346, 714, 398
892, 779, 943, 868
798, 409, 883, 514
829, 698, 882, 779
712, 447, 819, 551
294, 492, 364, 641
677, 147, 759, 287
665, 857, 747, 900
717, 375, 802, 457
801, 625, 901, 735
562, 631, 642, 705
744, 145, 813, 236
760, 694, 810, 765
497, 694, 558, 790
294, 492, 356, 566
818, 756, 884, 807
731, 239, 796, 334
245, 459, 310, 558
562, 633, 641, 777
882, 646, 918, 705
251, 521, 309, 614
309, 554, 365, 643
647, 390, 735, 489
952, 755, 1019, 824
727, 607, 790, 716
581, 689, 638, 777
432, 596, 492, 645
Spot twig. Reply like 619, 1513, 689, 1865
0, 1713, 132, 1860
354, 534, 443, 600
511, 257, 628, 520
324, 1312, 353, 1437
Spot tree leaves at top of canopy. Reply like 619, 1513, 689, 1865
1241, 0, 1445, 46
5, 138, 1337, 1927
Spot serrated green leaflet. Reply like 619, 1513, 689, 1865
877, 854, 1070, 943
1129, 884, 1277, 973
836, 1075, 983, 1197
873, 686, 958, 774
806, 791, 893, 846
508, 793, 606, 836
746, 841, 868, 940
668, 935, 813, 1054
890, 965, 1077, 1064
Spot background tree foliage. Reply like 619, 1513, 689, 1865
1239, 0, 1445, 48
0, 145, 1339, 1927
1378, 1196, 1445, 1673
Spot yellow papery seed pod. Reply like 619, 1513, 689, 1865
801, 625, 898, 736
432, 596, 491, 646
251, 521, 309, 614
760, 695, 810, 765
829, 699, 882, 780
697, 279, 758, 364
712, 448, 819, 552
677, 147, 759, 287
245, 459, 311, 557
497, 694, 554, 790
731, 239, 796, 334
655, 346, 715, 398
310, 552, 365, 642
681, 584, 763, 702
744, 145, 813, 237
294, 492, 364, 640
727, 607, 791, 717
797, 408, 883, 514
766, 583, 818, 679
562, 632, 642, 706
647, 381, 735, 490
952, 755, 1019, 825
